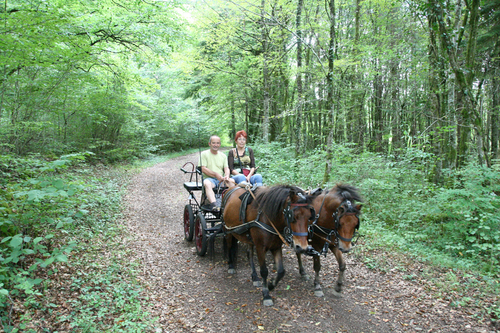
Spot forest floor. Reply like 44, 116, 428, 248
122, 152, 497, 333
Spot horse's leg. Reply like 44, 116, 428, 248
247, 245, 261, 287
296, 253, 310, 281
268, 248, 285, 292
255, 246, 273, 306
226, 234, 238, 274
313, 255, 324, 297
332, 247, 346, 297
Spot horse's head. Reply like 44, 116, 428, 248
286, 189, 317, 256
314, 184, 363, 253
334, 199, 362, 253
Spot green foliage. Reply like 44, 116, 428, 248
0, 0, 186, 160
0, 153, 156, 331
259, 143, 500, 276
427, 164, 500, 272
0, 155, 88, 327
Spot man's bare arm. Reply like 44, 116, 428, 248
201, 166, 223, 181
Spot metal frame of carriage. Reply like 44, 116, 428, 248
181, 161, 227, 256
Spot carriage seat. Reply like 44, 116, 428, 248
183, 181, 203, 192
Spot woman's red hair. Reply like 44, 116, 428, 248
234, 130, 247, 141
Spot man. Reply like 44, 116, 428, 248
199, 135, 235, 211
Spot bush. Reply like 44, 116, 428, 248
429, 163, 500, 272
255, 143, 500, 275
0, 154, 88, 328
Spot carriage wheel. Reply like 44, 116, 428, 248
183, 205, 195, 241
194, 213, 208, 256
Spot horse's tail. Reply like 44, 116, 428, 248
223, 235, 238, 266
223, 236, 228, 259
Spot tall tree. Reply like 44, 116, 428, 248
295, 0, 304, 155
260, 0, 271, 143
428, 0, 487, 167
323, 0, 336, 185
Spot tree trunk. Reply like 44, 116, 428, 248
429, 0, 487, 166
491, 70, 500, 159
323, 0, 336, 186
373, 72, 384, 152
295, 0, 304, 156
261, 0, 270, 143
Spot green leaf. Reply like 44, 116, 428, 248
41, 257, 55, 267
1, 236, 12, 244
57, 190, 68, 197
55, 254, 68, 262
75, 209, 89, 217
27, 190, 44, 201
9, 235, 23, 248
45, 187, 57, 194
32, 278, 43, 285
52, 179, 65, 189
28, 263, 39, 272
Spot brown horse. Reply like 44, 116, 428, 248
222, 184, 317, 306
296, 184, 363, 297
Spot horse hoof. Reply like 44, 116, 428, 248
228, 268, 236, 274
332, 290, 343, 298
301, 274, 310, 281
253, 281, 262, 287
263, 299, 273, 307
314, 290, 324, 297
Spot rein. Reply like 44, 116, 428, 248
283, 200, 315, 244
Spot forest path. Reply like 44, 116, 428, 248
122, 152, 490, 333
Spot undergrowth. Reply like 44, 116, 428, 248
0, 153, 158, 332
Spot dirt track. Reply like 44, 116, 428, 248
122, 152, 493, 333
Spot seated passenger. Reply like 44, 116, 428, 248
199, 135, 235, 211
228, 130, 263, 187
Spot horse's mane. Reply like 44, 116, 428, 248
254, 185, 305, 222
330, 184, 363, 203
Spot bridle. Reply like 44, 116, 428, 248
309, 191, 361, 255
283, 192, 316, 245
333, 200, 360, 239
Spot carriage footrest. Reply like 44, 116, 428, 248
206, 225, 223, 233
184, 182, 203, 191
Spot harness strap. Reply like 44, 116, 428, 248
312, 220, 359, 243
221, 186, 241, 210
224, 219, 280, 236
312, 224, 332, 235
312, 190, 329, 224
238, 186, 257, 223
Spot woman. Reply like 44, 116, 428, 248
228, 130, 263, 186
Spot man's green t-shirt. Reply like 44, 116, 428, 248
199, 150, 228, 178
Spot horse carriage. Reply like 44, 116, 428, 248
180, 160, 363, 305
180, 161, 224, 257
